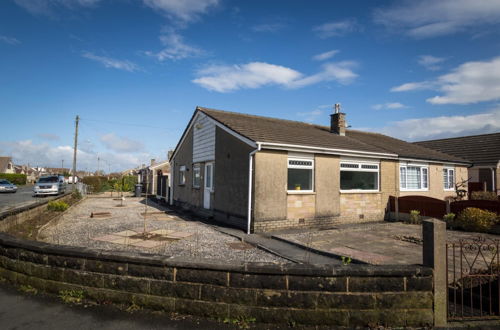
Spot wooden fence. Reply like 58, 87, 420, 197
389, 196, 500, 219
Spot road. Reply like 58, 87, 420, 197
0, 185, 59, 213
0, 282, 237, 330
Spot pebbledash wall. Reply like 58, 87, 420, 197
0, 232, 434, 327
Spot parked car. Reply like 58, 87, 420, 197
66, 176, 79, 184
33, 175, 67, 196
0, 179, 17, 193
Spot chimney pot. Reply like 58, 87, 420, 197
330, 104, 346, 136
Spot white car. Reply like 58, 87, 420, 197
0, 179, 17, 193
33, 175, 67, 196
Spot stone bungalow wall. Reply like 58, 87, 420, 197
0, 193, 73, 232
0, 232, 434, 327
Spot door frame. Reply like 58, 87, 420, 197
203, 162, 214, 209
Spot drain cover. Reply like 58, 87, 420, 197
90, 212, 112, 218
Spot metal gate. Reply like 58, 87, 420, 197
447, 237, 500, 320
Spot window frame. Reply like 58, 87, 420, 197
178, 165, 186, 186
399, 163, 429, 191
340, 161, 380, 193
192, 163, 201, 188
443, 167, 455, 191
287, 156, 314, 193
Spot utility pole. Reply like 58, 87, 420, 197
61, 159, 64, 171
72, 115, 79, 187
97, 156, 100, 175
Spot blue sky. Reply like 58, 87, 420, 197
1, 0, 500, 172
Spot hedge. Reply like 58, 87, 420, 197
0, 173, 27, 185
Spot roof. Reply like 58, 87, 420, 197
0, 156, 12, 172
415, 133, 500, 166
196, 107, 469, 164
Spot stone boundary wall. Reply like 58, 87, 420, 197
0, 232, 434, 327
0, 193, 73, 232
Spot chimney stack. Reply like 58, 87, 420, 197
150, 159, 156, 166
330, 103, 346, 136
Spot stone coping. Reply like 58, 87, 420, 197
0, 232, 432, 277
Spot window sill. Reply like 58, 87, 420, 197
340, 190, 380, 194
287, 191, 316, 195
444, 189, 455, 191
400, 189, 429, 192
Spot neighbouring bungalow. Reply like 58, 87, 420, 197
138, 159, 170, 201
415, 133, 500, 196
169, 106, 470, 233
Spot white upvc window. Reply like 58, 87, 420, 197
193, 164, 201, 188
443, 167, 455, 190
178, 165, 186, 185
400, 164, 428, 191
340, 161, 379, 192
287, 154, 314, 192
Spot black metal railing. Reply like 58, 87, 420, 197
447, 236, 500, 320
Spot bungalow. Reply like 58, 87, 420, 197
169, 106, 470, 233
415, 133, 500, 196
137, 159, 170, 201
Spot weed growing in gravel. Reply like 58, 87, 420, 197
341, 256, 352, 265
19, 284, 38, 294
125, 301, 142, 313
59, 289, 85, 304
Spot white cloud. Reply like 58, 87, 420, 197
392, 56, 500, 105
390, 81, 435, 92
143, 0, 219, 22
82, 52, 140, 72
100, 133, 144, 153
418, 55, 446, 71
0, 35, 20, 45
145, 29, 204, 61
0, 139, 146, 172
372, 102, 408, 110
379, 108, 500, 141
313, 19, 360, 38
312, 50, 339, 61
252, 23, 287, 33
374, 0, 500, 38
192, 61, 358, 92
14, 0, 101, 16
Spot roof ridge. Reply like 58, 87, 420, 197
415, 131, 500, 143
197, 106, 322, 128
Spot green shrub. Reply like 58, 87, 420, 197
471, 191, 498, 201
0, 173, 27, 185
456, 207, 498, 232
443, 212, 456, 228
81, 176, 106, 193
47, 201, 69, 212
407, 210, 421, 224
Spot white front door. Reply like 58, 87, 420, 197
203, 162, 213, 209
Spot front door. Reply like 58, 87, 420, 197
203, 162, 213, 209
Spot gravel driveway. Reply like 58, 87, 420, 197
38, 196, 287, 264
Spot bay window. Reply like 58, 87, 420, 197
400, 164, 428, 190
340, 161, 379, 191
443, 167, 455, 190
287, 157, 314, 192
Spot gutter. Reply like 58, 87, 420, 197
247, 142, 261, 235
